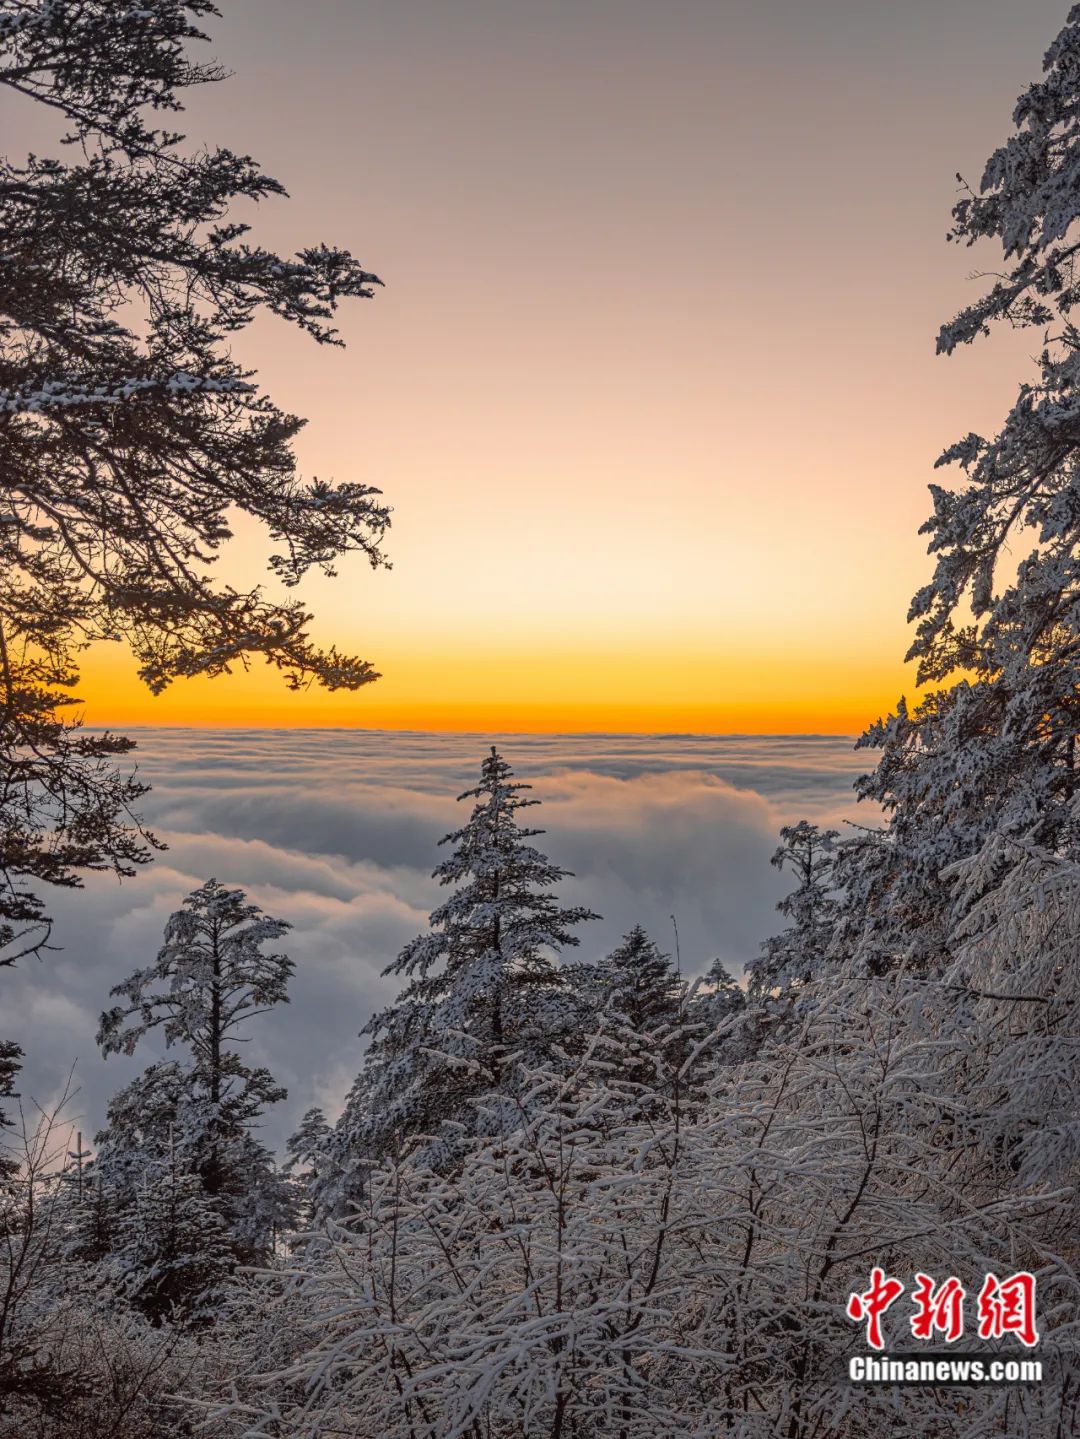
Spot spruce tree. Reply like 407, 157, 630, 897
580, 925, 683, 1031
843, 8, 1080, 970
95, 880, 295, 1303
749, 822, 841, 997
0, 2, 389, 965
327, 748, 597, 1191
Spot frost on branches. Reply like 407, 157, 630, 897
321, 748, 598, 1208
8, 7, 1080, 1437
842, 5, 1080, 974
203, 968, 1079, 1439
0, 1092, 223, 1437
0, 0, 390, 965
89, 880, 297, 1319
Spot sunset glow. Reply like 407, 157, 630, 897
77, 638, 909, 735
23, 0, 1065, 735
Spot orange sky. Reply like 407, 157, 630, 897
19, 0, 1066, 734
78, 640, 906, 735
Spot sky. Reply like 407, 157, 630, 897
4, 0, 1070, 732
8, 731, 869, 1146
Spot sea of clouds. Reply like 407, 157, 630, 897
7, 730, 875, 1149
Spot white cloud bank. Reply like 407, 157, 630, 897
6, 730, 873, 1148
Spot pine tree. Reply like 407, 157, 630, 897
0, 2, 390, 964
587, 925, 683, 1031
284, 1107, 332, 1231
95, 880, 295, 1299
748, 821, 841, 997
695, 957, 745, 1025
327, 749, 597, 1193
843, 8, 1080, 971
115, 1138, 233, 1326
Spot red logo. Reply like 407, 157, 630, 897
977, 1273, 1039, 1348
847, 1270, 1038, 1350
910, 1273, 966, 1342
846, 1267, 906, 1351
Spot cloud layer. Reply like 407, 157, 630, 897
6, 730, 872, 1150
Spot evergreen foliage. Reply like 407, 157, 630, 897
92, 880, 295, 1316
585, 923, 683, 1030
749, 821, 841, 996
324, 748, 597, 1200
0, 0, 389, 966
8, 6, 1080, 1436
843, 7, 1080, 972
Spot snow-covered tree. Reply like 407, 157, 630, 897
208, 1017, 721, 1438
583, 923, 683, 1031
693, 956, 746, 1030
943, 836, 1080, 1198
285, 1107, 331, 1177
0, 1041, 19, 1184
0, 1, 390, 963
283, 1107, 332, 1230
560, 925, 699, 1096
0, 1093, 215, 1435
845, 7, 1080, 972
99, 879, 292, 1194
94, 880, 296, 1308
325, 748, 597, 1198
60, 1169, 117, 1271
113, 1142, 233, 1327
749, 821, 841, 997
209, 965, 1079, 1439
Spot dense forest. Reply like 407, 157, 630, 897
4, 2, 1080, 1435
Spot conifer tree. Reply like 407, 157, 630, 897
115, 1141, 233, 1326
94, 880, 295, 1302
0, 1, 390, 965
285, 1108, 331, 1177
844, 7, 1080, 970
749, 821, 841, 997
326, 749, 597, 1193
695, 957, 745, 1025
60, 1166, 117, 1270
581, 927, 719, 1108
586, 924, 683, 1031
283, 1107, 332, 1231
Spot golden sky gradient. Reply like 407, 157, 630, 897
14, 0, 1068, 733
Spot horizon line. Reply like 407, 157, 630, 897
82, 723, 862, 741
